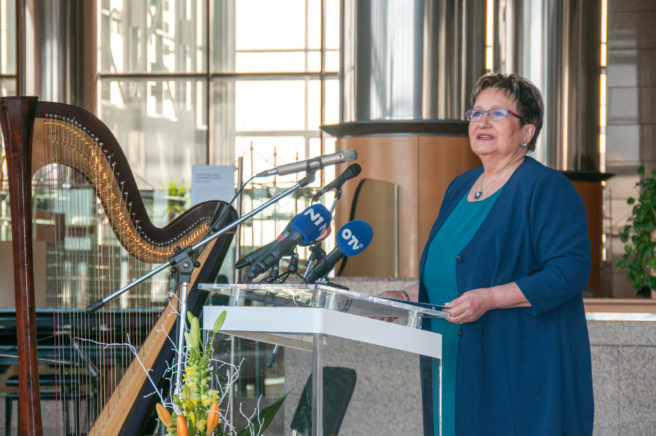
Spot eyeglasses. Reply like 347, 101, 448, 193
465, 108, 523, 122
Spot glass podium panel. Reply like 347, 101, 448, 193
200, 284, 445, 435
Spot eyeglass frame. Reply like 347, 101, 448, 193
465, 108, 523, 122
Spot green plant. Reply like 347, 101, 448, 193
156, 311, 286, 436
164, 179, 189, 221
618, 166, 656, 294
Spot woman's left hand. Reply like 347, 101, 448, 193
443, 288, 495, 324
443, 282, 530, 324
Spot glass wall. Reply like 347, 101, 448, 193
0, 0, 16, 241
99, 0, 340, 260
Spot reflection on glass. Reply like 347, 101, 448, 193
99, 79, 207, 188
100, 0, 207, 73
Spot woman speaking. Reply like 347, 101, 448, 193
385, 73, 594, 435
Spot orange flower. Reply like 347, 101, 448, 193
206, 402, 221, 435
156, 403, 173, 430
177, 415, 189, 436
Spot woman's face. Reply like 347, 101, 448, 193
468, 88, 535, 161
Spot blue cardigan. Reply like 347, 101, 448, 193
419, 157, 594, 436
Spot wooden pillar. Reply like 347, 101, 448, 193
563, 172, 613, 297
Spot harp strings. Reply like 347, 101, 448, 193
39, 115, 171, 434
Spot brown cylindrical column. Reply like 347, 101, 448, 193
564, 172, 614, 297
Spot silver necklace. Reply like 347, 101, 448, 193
474, 157, 524, 200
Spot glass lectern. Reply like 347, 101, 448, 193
199, 283, 446, 435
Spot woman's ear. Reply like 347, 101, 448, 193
521, 123, 536, 145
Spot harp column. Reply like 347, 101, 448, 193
19, 0, 97, 112
324, 0, 485, 277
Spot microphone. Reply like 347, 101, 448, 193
304, 220, 373, 283
235, 241, 276, 270
235, 222, 292, 269
237, 222, 330, 269
245, 204, 332, 281
255, 150, 357, 177
312, 164, 361, 201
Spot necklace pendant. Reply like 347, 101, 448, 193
474, 191, 482, 200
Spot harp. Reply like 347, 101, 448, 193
0, 97, 237, 435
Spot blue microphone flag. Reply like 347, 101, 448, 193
336, 220, 373, 256
291, 203, 332, 244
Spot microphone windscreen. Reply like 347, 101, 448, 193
344, 163, 362, 178
336, 220, 373, 256
291, 204, 332, 243
342, 149, 358, 162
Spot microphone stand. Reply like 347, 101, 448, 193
85, 170, 316, 397
303, 186, 342, 280
328, 186, 342, 214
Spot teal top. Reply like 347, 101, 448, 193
422, 188, 501, 436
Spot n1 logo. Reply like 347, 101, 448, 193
303, 206, 329, 234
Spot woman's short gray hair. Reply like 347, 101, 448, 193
470, 72, 544, 151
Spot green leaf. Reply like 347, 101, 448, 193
627, 197, 635, 205
210, 310, 227, 347
213, 310, 227, 335
649, 276, 656, 290
236, 394, 287, 436
638, 165, 645, 175
616, 259, 627, 269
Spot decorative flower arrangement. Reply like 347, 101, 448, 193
155, 311, 285, 436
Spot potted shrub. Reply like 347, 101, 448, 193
618, 166, 656, 297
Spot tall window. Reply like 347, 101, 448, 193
0, 0, 16, 242
99, 0, 340, 263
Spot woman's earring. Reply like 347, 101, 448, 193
520, 141, 528, 148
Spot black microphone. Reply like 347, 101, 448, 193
245, 204, 332, 281
255, 150, 357, 177
236, 241, 275, 270
312, 163, 362, 201
235, 222, 292, 269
